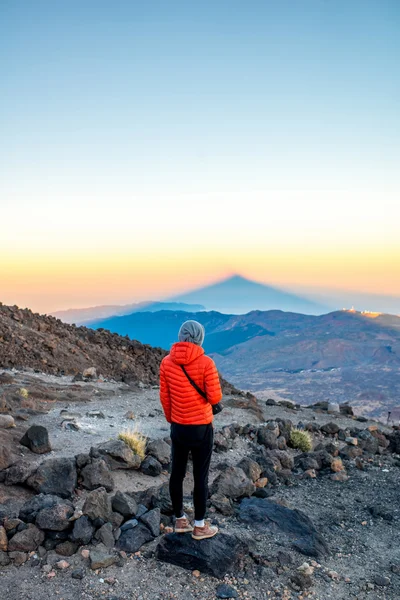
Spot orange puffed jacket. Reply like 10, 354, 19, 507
159, 342, 223, 425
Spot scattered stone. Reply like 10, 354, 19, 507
216, 583, 239, 598
210, 494, 234, 516
0, 550, 11, 566
0, 525, 8, 551
120, 518, 139, 532
139, 508, 161, 537
239, 498, 328, 557
55, 540, 79, 556
330, 458, 345, 473
86, 410, 105, 418
9, 551, 28, 565
82, 487, 112, 521
0, 415, 15, 429
257, 427, 278, 449
4, 461, 34, 486
81, 549, 90, 559
95, 522, 115, 548
71, 516, 95, 545
56, 559, 70, 570
146, 439, 171, 465
116, 523, 154, 553
111, 491, 138, 518
8, 524, 45, 552
345, 437, 358, 445
91, 440, 141, 470
211, 467, 255, 499
19, 425, 51, 454
90, 544, 117, 570
340, 445, 363, 460
36, 500, 74, 531
321, 422, 340, 435
83, 367, 97, 379
0, 445, 17, 470
374, 575, 390, 587
71, 567, 85, 579
237, 457, 262, 482
26, 457, 77, 498
124, 411, 135, 420
140, 455, 162, 477
156, 532, 248, 578
81, 458, 114, 492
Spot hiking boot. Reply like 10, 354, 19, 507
192, 520, 218, 540
174, 516, 193, 533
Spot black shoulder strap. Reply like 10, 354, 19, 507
180, 365, 208, 401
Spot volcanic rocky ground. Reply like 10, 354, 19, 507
0, 368, 399, 600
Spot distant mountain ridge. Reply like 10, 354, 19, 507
53, 301, 205, 325
90, 307, 400, 418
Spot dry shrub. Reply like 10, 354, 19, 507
118, 429, 146, 459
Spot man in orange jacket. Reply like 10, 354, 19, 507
159, 320, 222, 540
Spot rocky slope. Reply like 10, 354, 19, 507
0, 370, 399, 599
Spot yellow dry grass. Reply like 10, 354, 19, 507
118, 429, 147, 459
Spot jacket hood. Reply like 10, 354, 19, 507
169, 342, 205, 365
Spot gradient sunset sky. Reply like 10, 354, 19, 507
1, 1, 399, 313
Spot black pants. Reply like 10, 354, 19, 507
169, 422, 214, 521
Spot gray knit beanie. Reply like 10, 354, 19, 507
178, 320, 205, 346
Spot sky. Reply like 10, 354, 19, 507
1, 0, 399, 313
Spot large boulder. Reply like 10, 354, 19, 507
239, 498, 328, 557
81, 458, 114, 492
35, 500, 74, 531
26, 457, 77, 498
211, 467, 255, 500
90, 440, 141, 470
146, 439, 171, 465
19, 425, 51, 454
82, 487, 112, 522
111, 491, 138, 518
357, 430, 379, 454
116, 523, 154, 553
8, 524, 45, 552
156, 533, 248, 578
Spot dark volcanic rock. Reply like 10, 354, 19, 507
389, 431, 400, 454
111, 491, 138, 518
156, 532, 248, 578
211, 467, 255, 499
19, 425, 51, 454
71, 516, 95, 545
26, 457, 77, 498
139, 508, 160, 537
35, 501, 74, 531
5, 461, 35, 486
257, 428, 278, 449
90, 544, 117, 570
237, 457, 262, 482
56, 540, 79, 556
0, 445, 17, 470
8, 524, 45, 552
116, 523, 154, 553
19, 494, 68, 523
239, 497, 328, 557
82, 487, 112, 522
81, 458, 114, 492
95, 522, 115, 548
320, 422, 340, 435
91, 440, 141, 470
146, 439, 171, 465
216, 583, 239, 598
140, 455, 162, 477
